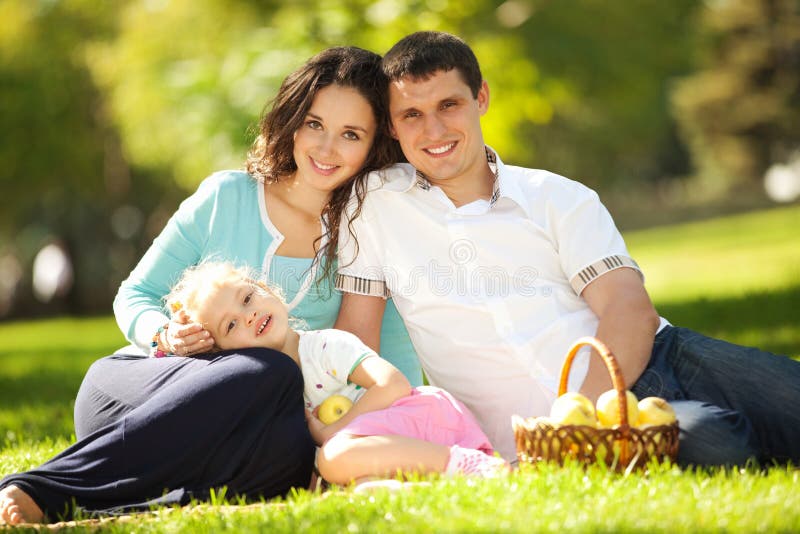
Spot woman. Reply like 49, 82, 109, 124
0, 46, 419, 525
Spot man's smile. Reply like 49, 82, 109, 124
423, 142, 457, 157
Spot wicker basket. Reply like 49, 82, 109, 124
513, 336, 679, 471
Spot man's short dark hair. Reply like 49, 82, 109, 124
382, 31, 483, 98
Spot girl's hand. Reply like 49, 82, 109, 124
305, 409, 335, 445
163, 310, 215, 356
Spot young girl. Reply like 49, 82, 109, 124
166, 261, 509, 485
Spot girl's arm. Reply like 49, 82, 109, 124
307, 356, 412, 444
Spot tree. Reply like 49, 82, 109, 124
501, 0, 699, 191
672, 0, 800, 196
0, 0, 130, 314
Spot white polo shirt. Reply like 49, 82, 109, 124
336, 148, 656, 461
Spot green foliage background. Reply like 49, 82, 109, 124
1, 0, 798, 317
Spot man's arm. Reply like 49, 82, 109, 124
334, 292, 387, 353
578, 267, 660, 401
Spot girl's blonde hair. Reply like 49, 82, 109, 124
165, 261, 284, 324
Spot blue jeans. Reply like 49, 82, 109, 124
630, 326, 800, 467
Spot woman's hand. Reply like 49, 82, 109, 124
162, 310, 215, 356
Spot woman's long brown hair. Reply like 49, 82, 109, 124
245, 46, 402, 286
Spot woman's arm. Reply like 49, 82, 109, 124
114, 175, 222, 354
307, 355, 412, 444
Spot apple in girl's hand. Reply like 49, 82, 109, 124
317, 394, 353, 424
636, 397, 677, 427
550, 392, 598, 427
596, 390, 639, 428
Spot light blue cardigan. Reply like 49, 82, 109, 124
114, 170, 422, 385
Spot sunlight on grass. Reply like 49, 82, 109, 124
0, 404, 76, 446
625, 205, 800, 356
0, 437, 71, 473
13, 463, 800, 533
0, 316, 124, 353
0, 316, 124, 443
627, 205, 800, 305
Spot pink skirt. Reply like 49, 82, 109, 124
337, 386, 494, 455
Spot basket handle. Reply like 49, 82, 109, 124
557, 336, 632, 429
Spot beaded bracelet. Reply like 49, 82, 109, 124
150, 324, 174, 358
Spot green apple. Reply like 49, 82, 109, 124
550, 392, 598, 427
317, 394, 353, 424
596, 389, 639, 428
636, 397, 677, 427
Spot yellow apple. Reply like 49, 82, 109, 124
596, 389, 639, 428
530, 416, 559, 429
550, 392, 598, 427
636, 397, 677, 427
317, 394, 353, 424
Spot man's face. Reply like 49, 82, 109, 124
388, 69, 489, 186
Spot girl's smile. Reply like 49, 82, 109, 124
194, 280, 290, 353
255, 314, 273, 336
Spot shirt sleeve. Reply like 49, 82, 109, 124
554, 182, 643, 295
335, 183, 390, 298
113, 175, 220, 351
317, 329, 379, 383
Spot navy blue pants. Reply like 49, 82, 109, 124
0, 348, 315, 521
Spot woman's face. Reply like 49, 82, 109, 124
292, 84, 377, 194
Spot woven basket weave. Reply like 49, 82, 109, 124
512, 336, 679, 470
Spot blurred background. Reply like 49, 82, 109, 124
1, 0, 798, 319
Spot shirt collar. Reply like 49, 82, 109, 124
391, 146, 529, 215
489, 149, 531, 216
416, 146, 530, 213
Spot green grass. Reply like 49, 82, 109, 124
628, 204, 800, 306
627, 204, 800, 357
0, 316, 124, 445
1, 205, 800, 532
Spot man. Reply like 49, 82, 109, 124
335, 31, 800, 465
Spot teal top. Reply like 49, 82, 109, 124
114, 170, 422, 386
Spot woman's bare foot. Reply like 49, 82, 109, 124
0, 485, 44, 525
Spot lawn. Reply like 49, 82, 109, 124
1, 204, 799, 532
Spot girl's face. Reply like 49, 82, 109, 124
194, 279, 289, 352
292, 84, 377, 193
